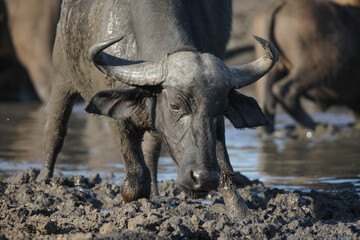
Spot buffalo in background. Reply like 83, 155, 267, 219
252, 0, 360, 133
0, 0, 61, 102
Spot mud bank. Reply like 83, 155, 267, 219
0, 169, 359, 239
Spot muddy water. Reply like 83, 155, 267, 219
0, 102, 359, 193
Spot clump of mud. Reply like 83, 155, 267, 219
0, 168, 359, 239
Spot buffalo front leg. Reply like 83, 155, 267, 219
216, 116, 252, 218
108, 119, 151, 202
142, 130, 161, 196
37, 75, 77, 181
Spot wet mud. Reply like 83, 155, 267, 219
1, 168, 359, 239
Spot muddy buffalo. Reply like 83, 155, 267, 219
1, 0, 61, 102
38, 0, 278, 217
252, 0, 360, 133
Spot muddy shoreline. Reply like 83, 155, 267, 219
0, 168, 359, 239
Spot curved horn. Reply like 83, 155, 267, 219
229, 36, 279, 89
89, 36, 165, 86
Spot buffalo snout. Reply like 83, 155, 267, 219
178, 167, 220, 196
191, 170, 220, 190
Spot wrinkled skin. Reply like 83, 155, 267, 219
252, 0, 360, 133
1, 0, 61, 102
38, 0, 277, 217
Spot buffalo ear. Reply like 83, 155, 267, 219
85, 87, 150, 119
224, 90, 269, 128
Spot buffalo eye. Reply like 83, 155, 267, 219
170, 103, 180, 112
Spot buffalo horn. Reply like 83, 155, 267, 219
229, 36, 278, 89
89, 36, 165, 86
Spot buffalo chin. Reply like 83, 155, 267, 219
177, 184, 211, 199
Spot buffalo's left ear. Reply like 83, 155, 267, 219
85, 87, 152, 119
224, 90, 269, 128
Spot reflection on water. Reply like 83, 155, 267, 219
0, 102, 359, 192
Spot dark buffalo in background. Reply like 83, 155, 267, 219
37, 0, 278, 217
252, 0, 360, 133
0, 0, 61, 102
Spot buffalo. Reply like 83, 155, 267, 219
38, 0, 278, 217
252, 0, 360, 133
0, 0, 61, 102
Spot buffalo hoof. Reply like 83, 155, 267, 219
36, 169, 52, 183
219, 187, 252, 218
120, 175, 151, 203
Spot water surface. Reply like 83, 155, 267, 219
0, 102, 359, 193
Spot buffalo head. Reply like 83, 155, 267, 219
85, 36, 278, 197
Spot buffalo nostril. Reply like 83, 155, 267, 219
192, 171, 205, 187
191, 170, 219, 191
